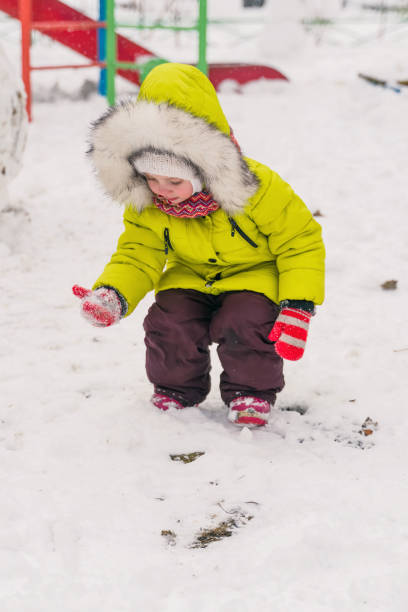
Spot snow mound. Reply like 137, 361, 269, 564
0, 43, 27, 206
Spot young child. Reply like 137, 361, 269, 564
73, 63, 325, 427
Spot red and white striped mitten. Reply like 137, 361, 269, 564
72, 285, 123, 327
268, 306, 312, 361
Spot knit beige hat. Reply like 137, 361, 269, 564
131, 150, 203, 194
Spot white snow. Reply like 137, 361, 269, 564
0, 42, 27, 209
1, 2, 408, 611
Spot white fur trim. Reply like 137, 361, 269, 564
89, 100, 259, 213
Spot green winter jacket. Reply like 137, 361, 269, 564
89, 63, 325, 315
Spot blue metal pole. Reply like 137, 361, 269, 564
98, 0, 107, 95
197, 0, 207, 75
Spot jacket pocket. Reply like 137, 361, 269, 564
163, 227, 174, 255
228, 217, 258, 248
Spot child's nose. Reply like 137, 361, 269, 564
159, 186, 173, 197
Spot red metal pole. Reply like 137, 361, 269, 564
20, 0, 32, 121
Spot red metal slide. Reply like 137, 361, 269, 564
0, 0, 287, 89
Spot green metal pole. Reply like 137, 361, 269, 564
197, 0, 207, 75
106, 0, 116, 106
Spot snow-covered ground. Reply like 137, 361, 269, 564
1, 2, 408, 610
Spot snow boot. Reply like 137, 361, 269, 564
151, 393, 187, 411
228, 396, 271, 427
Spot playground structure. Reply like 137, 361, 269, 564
0, 0, 288, 120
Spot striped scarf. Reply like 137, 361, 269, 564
153, 191, 219, 218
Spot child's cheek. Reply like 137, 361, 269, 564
148, 182, 159, 194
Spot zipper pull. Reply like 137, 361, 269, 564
164, 227, 172, 255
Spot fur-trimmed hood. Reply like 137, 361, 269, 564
88, 63, 259, 215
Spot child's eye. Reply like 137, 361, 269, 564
170, 181, 182, 185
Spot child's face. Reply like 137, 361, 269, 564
144, 173, 194, 203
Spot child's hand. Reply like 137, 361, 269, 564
268, 307, 312, 361
72, 285, 122, 327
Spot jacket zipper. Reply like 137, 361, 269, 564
205, 272, 222, 288
228, 217, 258, 248
163, 227, 174, 255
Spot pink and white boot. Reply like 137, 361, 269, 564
228, 396, 271, 427
151, 393, 185, 411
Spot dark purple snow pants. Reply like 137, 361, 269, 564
143, 289, 284, 406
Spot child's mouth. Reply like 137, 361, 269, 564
157, 195, 181, 204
